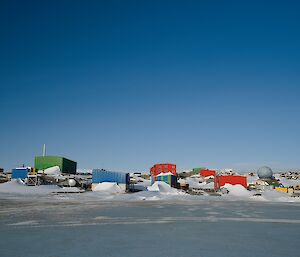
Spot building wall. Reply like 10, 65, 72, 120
92, 169, 130, 184
200, 169, 216, 177
150, 163, 176, 176
11, 168, 29, 179
192, 167, 206, 173
215, 175, 247, 189
153, 174, 177, 188
92, 170, 129, 192
62, 158, 77, 174
35, 156, 77, 174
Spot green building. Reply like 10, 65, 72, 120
34, 156, 77, 174
192, 167, 206, 173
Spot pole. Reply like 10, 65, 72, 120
43, 144, 46, 157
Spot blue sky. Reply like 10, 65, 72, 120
1, 0, 300, 172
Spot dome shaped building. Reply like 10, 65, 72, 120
257, 166, 273, 179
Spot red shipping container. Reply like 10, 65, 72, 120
214, 175, 247, 189
200, 169, 216, 177
150, 163, 176, 176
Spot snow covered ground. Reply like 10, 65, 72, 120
1, 178, 300, 203
0, 196, 299, 257
0, 179, 83, 195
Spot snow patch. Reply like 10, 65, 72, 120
92, 182, 122, 193
147, 181, 183, 195
0, 179, 61, 195
222, 183, 251, 197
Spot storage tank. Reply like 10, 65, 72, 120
68, 179, 77, 187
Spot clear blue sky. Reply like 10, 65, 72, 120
1, 0, 300, 172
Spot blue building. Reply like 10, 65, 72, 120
11, 167, 31, 179
92, 169, 130, 192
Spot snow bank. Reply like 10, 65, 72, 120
280, 178, 300, 187
186, 177, 205, 188
147, 181, 182, 195
246, 174, 259, 184
92, 182, 122, 193
200, 182, 215, 189
222, 184, 251, 197
178, 178, 188, 184
0, 179, 61, 195
55, 187, 83, 193
251, 190, 298, 202
156, 172, 174, 177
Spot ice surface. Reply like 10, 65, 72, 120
0, 196, 299, 257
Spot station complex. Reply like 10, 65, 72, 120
1, 149, 299, 198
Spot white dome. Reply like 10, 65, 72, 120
257, 166, 273, 179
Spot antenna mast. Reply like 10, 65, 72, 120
43, 144, 46, 157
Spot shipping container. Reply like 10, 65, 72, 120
152, 173, 177, 188
11, 168, 29, 179
275, 187, 289, 193
92, 169, 130, 185
214, 175, 247, 189
35, 156, 77, 174
150, 163, 176, 176
200, 169, 216, 177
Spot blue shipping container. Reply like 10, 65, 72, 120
12, 168, 29, 179
92, 169, 129, 184
153, 174, 177, 188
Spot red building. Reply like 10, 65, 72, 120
150, 163, 176, 176
214, 175, 247, 190
200, 169, 216, 177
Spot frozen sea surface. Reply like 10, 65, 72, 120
0, 195, 299, 257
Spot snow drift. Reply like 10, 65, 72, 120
147, 181, 183, 195
0, 179, 60, 195
92, 182, 122, 193
222, 183, 251, 197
